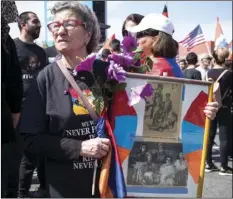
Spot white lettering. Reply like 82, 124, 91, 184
89, 121, 95, 126
91, 126, 97, 134
89, 134, 96, 139
82, 122, 89, 128
73, 162, 94, 169
22, 74, 34, 80
82, 157, 95, 162
65, 128, 92, 137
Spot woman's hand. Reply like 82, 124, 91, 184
203, 101, 219, 120
80, 138, 111, 158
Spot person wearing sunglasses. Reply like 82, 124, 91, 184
19, 1, 111, 198
128, 13, 219, 121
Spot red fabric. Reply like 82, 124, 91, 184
183, 91, 208, 128
146, 57, 174, 77
109, 90, 137, 129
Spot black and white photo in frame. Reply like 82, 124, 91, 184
127, 141, 188, 187
143, 82, 183, 140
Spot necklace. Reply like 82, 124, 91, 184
76, 55, 86, 61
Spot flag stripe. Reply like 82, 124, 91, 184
179, 25, 206, 50
187, 41, 206, 50
180, 35, 205, 47
184, 39, 206, 50
181, 35, 205, 47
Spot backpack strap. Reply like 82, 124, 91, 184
56, 59, 99, 121
215, 69, 228, 83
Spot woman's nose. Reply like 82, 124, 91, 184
57, 25, 67, 35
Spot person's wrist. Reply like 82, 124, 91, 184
79, 140, 85, 156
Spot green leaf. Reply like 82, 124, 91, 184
114, 83, 127, 92
135, 66, 148, 74
93, 97, 104, 115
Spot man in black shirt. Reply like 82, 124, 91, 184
183, 52, 202, 80
14, 11, 48, 198
15, 12, 48, 100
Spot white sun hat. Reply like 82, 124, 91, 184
129, 13, 175, 36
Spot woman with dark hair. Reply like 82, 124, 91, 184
129, 13, 182, 76
174, 152, 188, 186
206, 48, 232, 175
128, 13, 218, 120
122, 13, 144, 37
132, 144, 148, 184
142, 152, 157, 185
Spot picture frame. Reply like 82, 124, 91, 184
110, 73, 213, 198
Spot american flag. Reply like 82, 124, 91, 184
179, 25, 206, 51
176, 52, 180, 63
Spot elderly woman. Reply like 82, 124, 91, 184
19, 2, 110, 198
128, 13, 219, 120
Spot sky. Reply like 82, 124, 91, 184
106, 1, 232, 42
9, 1, 232, 45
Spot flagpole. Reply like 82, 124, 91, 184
205, 41, 212, 55
201, 24, 212, 55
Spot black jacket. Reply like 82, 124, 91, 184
1, 35, 23, 144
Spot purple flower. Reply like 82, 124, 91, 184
108, 53, 134, 68
141, 84, 154, 99
107, 61, 126, 82
75, 55, 96, 72
128, 83, 154, 106
121, 34, 137, 53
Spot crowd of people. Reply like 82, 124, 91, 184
178, 50, 232, 176
2, 1, 230, 198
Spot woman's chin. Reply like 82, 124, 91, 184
56, 45, 70, 54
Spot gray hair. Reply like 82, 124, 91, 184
51, 1, 101, 54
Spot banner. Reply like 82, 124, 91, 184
110, 73, 212, 198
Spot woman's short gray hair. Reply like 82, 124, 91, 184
51, 1, 101, 54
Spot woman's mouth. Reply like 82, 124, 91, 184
58, 39, 68, 43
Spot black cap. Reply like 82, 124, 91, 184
99, 22, 111, 29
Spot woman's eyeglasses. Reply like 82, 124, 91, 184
47, 19, 86, 33
136, 29, 159, 39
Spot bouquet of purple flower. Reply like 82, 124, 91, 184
72, 34, 155, 113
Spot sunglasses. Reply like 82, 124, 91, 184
136, 29, 159, 39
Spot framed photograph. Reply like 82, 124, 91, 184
143, 81, 182, 141
110, 73, 212, 197
127, 141, 188, 188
